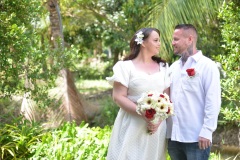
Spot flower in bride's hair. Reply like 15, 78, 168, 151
135, 31, 144, 45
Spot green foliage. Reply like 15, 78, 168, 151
30, 122, 111, 160
122, 0, 158, 33
61, 0, 163, 65
60, 0, 224, 64
0, 98, 22, 125
61, 0, 128, 55
146, 0, 222, 61
196, 22, 225, 58
218, 0, 240, 60
0, 84, 233, 159
219, 107, 240, 126
0, 117, 42, 159
76, 80, 112, 94
0, 117, 111, 159
209, 152, 222, 160
72, 52, 113, 80
0, 0, 42, 96
92, 96, 119, 127
215, 0, 240, 125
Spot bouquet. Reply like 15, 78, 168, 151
136, 91, 174, 127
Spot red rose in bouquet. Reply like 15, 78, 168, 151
145, 108, 156, 119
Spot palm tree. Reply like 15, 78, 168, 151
47, 0, 64, 49
21, 0, 91, 126
45, 0, 90, 125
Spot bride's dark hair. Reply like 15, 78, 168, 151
124, 28, 166, 65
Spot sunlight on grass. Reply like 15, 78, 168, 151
210, 152, 221, 160
76, 79, 112, 95
211, 151, 240, 160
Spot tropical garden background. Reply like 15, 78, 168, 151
0, 0, 239, 159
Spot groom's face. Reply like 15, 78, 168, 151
172, 29, 189, 56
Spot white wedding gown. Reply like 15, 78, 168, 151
106, 60, 170, 160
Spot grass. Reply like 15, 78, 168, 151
76, 79, 112, 95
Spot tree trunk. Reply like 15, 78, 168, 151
113, 48, 121, 65
47, 0, 64, 49
44, 0, 93, 125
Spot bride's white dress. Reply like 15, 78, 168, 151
106, 60, 170, 160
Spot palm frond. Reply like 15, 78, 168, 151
20, 92, 40, 122
145, 0, 222, 61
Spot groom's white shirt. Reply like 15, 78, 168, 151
166, 51, 221, 142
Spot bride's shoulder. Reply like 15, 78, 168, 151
115, 60, 132, 67
113, 60, 133, 73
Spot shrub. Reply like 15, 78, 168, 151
0, 117, 42, 159
30, 122, 111, 160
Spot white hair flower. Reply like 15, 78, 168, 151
134, 31, 144, 45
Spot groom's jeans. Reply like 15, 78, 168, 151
168, 139, 211, 160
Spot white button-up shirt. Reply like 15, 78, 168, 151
167, 51, 221, 142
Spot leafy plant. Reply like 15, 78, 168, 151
219, 107, 240, 127
30, 122, 111, 160
0, 117, 42, 159
0, 119, 225, 160
0, 0, 43, 96
92, 95, 119, 127
216, 0, 240, 126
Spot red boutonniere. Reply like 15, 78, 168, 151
186, 68, 196, 77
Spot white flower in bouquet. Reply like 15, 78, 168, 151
136, 91, 174, 124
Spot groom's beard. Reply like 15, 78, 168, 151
175, 52, 182, 56
179, 44, 194, 64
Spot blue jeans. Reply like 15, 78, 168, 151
168, 139, 211, 160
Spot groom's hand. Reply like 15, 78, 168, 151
198, 137, 211, 150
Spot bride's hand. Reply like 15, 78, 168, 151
147, 120, 162, 134
139, 111, 161, 134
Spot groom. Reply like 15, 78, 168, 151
167, 24, 221, 160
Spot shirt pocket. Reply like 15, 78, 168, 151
181, 78, 200, 93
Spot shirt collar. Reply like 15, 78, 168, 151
177, 50, 203, 65
191, 50, 203, 62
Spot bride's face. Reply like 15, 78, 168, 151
142, 31, 161, 55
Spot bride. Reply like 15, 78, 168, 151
106, 27, 170, 160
